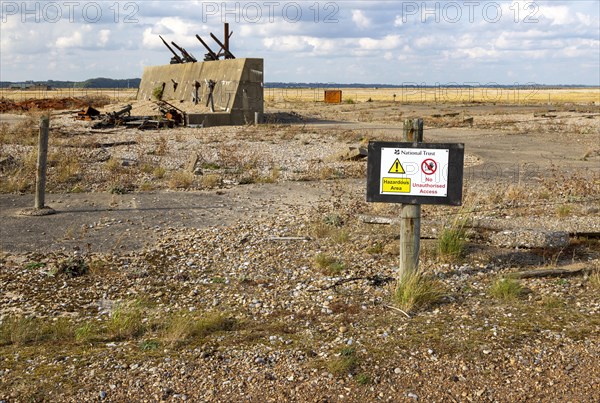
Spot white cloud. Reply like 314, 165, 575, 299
99, 30, 111, 47
393, 15, 405, 27
352, 10, 371, 29
358, 35, 402, 51
56, 31, 83, 49
0, 1, 598, 84
540, 5, 573, 25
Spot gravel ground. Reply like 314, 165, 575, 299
1, 100, 599, 402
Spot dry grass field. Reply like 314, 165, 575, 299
0, 88, 138, 103
1, 86, 598, 105
266, 87, 599, 104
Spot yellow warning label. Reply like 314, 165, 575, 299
382, 177, 411, 193
388, 159, 405, 174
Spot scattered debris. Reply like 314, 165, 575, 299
85, 103, 185, 130
93, 141, 137, 148
186, 153, 202, 175
329, 146, 368, 162
490, 229, 570, 249
509, 262, 598, 279
76, 105, 101, 121
359, 215, 398, 225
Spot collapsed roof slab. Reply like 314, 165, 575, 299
137, 58, 263, 126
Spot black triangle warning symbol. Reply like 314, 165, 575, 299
388, 159, 405, 174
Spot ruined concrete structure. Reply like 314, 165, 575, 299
137, 58, 264, 127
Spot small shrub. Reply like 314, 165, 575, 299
201, 162, 221, 170
24, 262, 45, 270
366, 243, 384, 254
589, 270, 600, 290
0, 316, 73, 345
74, 322, 97, 343
140, 163, 154, 174
57, 256, 89, 278
489, 278, 526, 301
161, 312, 236, 346
393, 272, 447, 312
327, 347, 359, 376
168, 171, 194, 189
310, 222, 332, 239
333, 229, 350, 244
356, 373, 372, 385
139, 181, 154, 191
154, 137, 169, 156
105, 158, 121, 173
324, 214, 343, 227
153, 166, 166, 179
540, 296, 565, 309
556, 205, 572, 218
437, 217, 468, 262
106, 300, 145, 341
344, 98, 355, 104
152, 85, 164, 101
140, 339, 160, 351
315, 253, 345, 275
201, 174, 222, 189
0, 316, 40, 345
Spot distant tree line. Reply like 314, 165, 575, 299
1, 79, 595, 90
0, 78, 141, 89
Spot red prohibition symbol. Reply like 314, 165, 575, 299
421, 159, 437, 175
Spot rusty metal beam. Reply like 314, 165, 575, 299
210, 33, 235, 59
196, 34, 218, 60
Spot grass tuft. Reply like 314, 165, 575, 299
168, 171, 194, 189
489, 277, 526, 301
437, 218, 467, 262
161, 312, 236, 346
393, 272, 447, 312
314, 253, 345, 276
0, 316, 74, 346
201, 174, 222, 189
106, 300, 145, 341
327, 347, 359, 376
589, 270, 600, 290
556, 205, 572, 218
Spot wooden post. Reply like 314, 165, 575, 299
35, 116, 50, 209
399, 119, 423, 278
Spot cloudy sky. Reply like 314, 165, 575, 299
1, 1, 599, 85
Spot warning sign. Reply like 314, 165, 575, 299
388, 159, 405, 174
421, 159, 437, 175
367, 142, 464, 206
382, 177, 411, 193
379, 147, 449, 197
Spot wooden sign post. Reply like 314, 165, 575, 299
400, 119, 423, 277
366, 119, 464, 277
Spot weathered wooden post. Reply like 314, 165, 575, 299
35, 116, 50, 209
20, 116, 55, 216
399, 119, 423, 277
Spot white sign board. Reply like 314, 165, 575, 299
379, 147, 449, 197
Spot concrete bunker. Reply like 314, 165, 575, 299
137, 25, 264, 127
